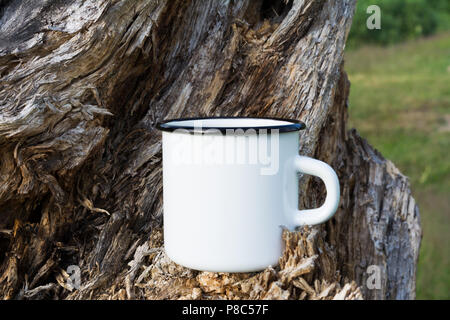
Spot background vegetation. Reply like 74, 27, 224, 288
347, 0, 450, 48
345, 0, 450, 299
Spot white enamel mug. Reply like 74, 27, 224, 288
156, 117, 340, 272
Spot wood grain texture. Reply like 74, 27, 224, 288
0, 0, 421, 299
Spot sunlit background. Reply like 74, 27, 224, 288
345, 0, 450, 299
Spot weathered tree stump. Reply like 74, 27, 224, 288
0, 0, 421, 300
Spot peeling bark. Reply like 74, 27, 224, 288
0, 0, 421, 300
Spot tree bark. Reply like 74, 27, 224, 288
0, 0, 421, 300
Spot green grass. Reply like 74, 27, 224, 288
345, 32, 450, 299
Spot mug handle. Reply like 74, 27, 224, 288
291, 155, 340, 226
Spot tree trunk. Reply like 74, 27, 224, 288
0, 0, 421, 300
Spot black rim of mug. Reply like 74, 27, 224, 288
156, 116, 306, 134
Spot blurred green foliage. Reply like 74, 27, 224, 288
345, 32, 450, 299
347, 0, 450, 48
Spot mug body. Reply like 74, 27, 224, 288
160, 118, 302, 272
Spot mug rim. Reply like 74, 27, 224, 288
156, 116, 306, 134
